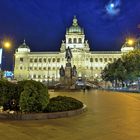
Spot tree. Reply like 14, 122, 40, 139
102, 58, 127, 87
101, 49, 140, 87
19, 80, 49, 113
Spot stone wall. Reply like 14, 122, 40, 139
0, 105, 86, 120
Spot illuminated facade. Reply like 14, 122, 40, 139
14, 16, 133, 81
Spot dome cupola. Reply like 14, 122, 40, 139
17, 40, 30, 53
67, 16, 84, 34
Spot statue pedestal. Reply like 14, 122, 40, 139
60, 77, 65, 85
59, 62, 77, 89
65, 63, 72, 88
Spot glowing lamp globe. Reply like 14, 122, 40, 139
128, 39, 134, 46
3, 42, 11, 49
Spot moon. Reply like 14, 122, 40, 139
105, 0, 121, 16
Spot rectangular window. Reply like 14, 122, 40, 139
20, 58, 23, 62
30, 67, 32, 70
95, 58, 98, 62
109, 58, 112, 62
90, 58, 93, 62
44, 58, 46, 62
57, 58, 60, 62
114, 58, 117, 61
48, 58, 51, 63
39, 58, 42, 62
30, 58, 33, 63
34, 59, 37, 63
100, 58, 103, 62
104, 58, 107, 62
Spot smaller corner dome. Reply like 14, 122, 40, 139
17, 40, 30, 53
19, 40, 30, 49
68, 16, 83, 33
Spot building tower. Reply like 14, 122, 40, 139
14, 40, 30, 80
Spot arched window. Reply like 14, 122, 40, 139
68, 38, 72, 43
73, 38, 77, 43
78, 38, 82, 43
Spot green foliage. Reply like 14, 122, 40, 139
19, 80, 49, 113
101, 49, 140, 86
44, 96, 83, 112
0, 79, 20, 110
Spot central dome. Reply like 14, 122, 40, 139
68, 16, 83, 33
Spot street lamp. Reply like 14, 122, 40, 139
126, 38, 135, 46
0, 40, 12, 70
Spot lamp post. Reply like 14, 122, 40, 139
0, 40, 11, 70
126, 38, 136, 46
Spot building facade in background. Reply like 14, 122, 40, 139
14, 16, 134, 82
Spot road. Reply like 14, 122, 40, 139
0, 90, 140, 140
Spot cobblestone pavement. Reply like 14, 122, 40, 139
0, 90, 140, 140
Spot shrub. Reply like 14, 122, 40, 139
19, 80, 49, 113
0, 79, 20, 111
44, 96, 83, 112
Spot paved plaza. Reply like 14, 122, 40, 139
0, 90, 140, 140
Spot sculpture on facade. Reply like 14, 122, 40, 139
72, 65, 77, 77
65, 47, 72, 62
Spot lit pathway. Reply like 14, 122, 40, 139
0, 90, 140, 140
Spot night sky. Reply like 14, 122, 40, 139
0, 0, 140, 70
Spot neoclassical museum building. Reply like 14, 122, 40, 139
14, 16, 136, 82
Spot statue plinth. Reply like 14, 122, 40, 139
66, 62, 72, 67
64, 63, 72, 88
59, 47, 77, 89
